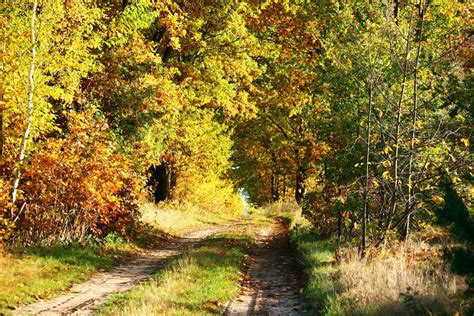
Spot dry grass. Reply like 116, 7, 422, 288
292, 218, 468, 315
140, 202, 240, 236
262, 200, 301, 216
337, 241, 466, 315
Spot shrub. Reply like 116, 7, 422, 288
12, 110, 142, 244
0, 178, 14, 242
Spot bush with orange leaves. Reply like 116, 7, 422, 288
11, 110, 142, 244
0, 178, 14, 241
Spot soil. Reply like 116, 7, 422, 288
225, 219, 303, 315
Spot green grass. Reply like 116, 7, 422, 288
0, 204, 243, 314
98, 233, 251, 315
0, 239, 136, 314
291, 222, 342, 315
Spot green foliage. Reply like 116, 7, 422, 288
437, 176, 474, 242
293, 0, 472, 247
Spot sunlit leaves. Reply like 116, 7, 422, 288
17, 110, 142, 243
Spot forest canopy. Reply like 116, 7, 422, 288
0, 0, 472, 250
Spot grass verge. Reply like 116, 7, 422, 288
290, 221, 340, 315
0, 238, 136, 314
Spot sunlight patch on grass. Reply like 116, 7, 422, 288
0, 241, 135, 314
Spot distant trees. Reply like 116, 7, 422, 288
232, 0, 330, 205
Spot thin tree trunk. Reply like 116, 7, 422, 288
0, 100, 3, 157
1, 31, 8, 158
11, 0, 37, 208
337, 187, 343, 250
337, 209, 342, 247
362, 84, 373, 255
385, 11, 413, 239
271, 172, 276, 201
404, 0, 426, 241
362, 33, 377, 255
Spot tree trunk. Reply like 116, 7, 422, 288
385, 11, 413, 240
271, 172, 278, 201
337, 207, 342, 248
362, 83, 373, 255
11, 0, 37, 208
404, 0, 426, 241
361, 32, 377, 255
295, 167, 305, 205
0, 32, 6, 158
0, 100, 3, 157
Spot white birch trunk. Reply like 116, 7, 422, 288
11, 0, 37, 207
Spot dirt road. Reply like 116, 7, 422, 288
14, 225, 231, 316
225, 219, 303, 315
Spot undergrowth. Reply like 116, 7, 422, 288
291, 217, 470, 315
140, 202, 242, 236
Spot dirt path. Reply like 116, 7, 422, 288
225, 219, 303, 316
14, 225, 232, 316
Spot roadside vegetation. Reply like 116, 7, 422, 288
291, 214, 473, 315
291, 221, 339, 315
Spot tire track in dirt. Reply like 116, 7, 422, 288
14, 224, 234, 316
225, 218, 303, 316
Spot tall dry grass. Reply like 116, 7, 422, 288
140, 201, 240, 236
337, 240, 466, 315
262, 200, 301, 216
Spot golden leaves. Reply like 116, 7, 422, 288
432, 196, 445, 204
